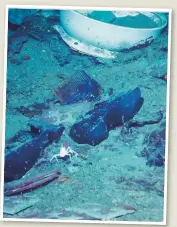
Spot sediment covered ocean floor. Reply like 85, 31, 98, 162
3, 11, 168, 222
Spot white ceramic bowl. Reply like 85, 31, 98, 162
56, 10, 168, 58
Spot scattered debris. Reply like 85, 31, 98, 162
53, 70, 102, 104
4, 169, 60, 196
4, 120, 64, 182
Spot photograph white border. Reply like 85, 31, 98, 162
0, 5, 172, 225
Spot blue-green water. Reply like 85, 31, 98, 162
3, 9, 169, 223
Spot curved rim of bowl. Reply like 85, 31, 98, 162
54, 25, 118, 58
70, 10, 168, 31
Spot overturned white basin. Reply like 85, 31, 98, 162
56, 10, 168, 58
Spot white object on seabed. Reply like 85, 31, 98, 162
55, 10, 168, 58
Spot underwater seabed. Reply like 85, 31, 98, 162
3, 9, 168, 222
